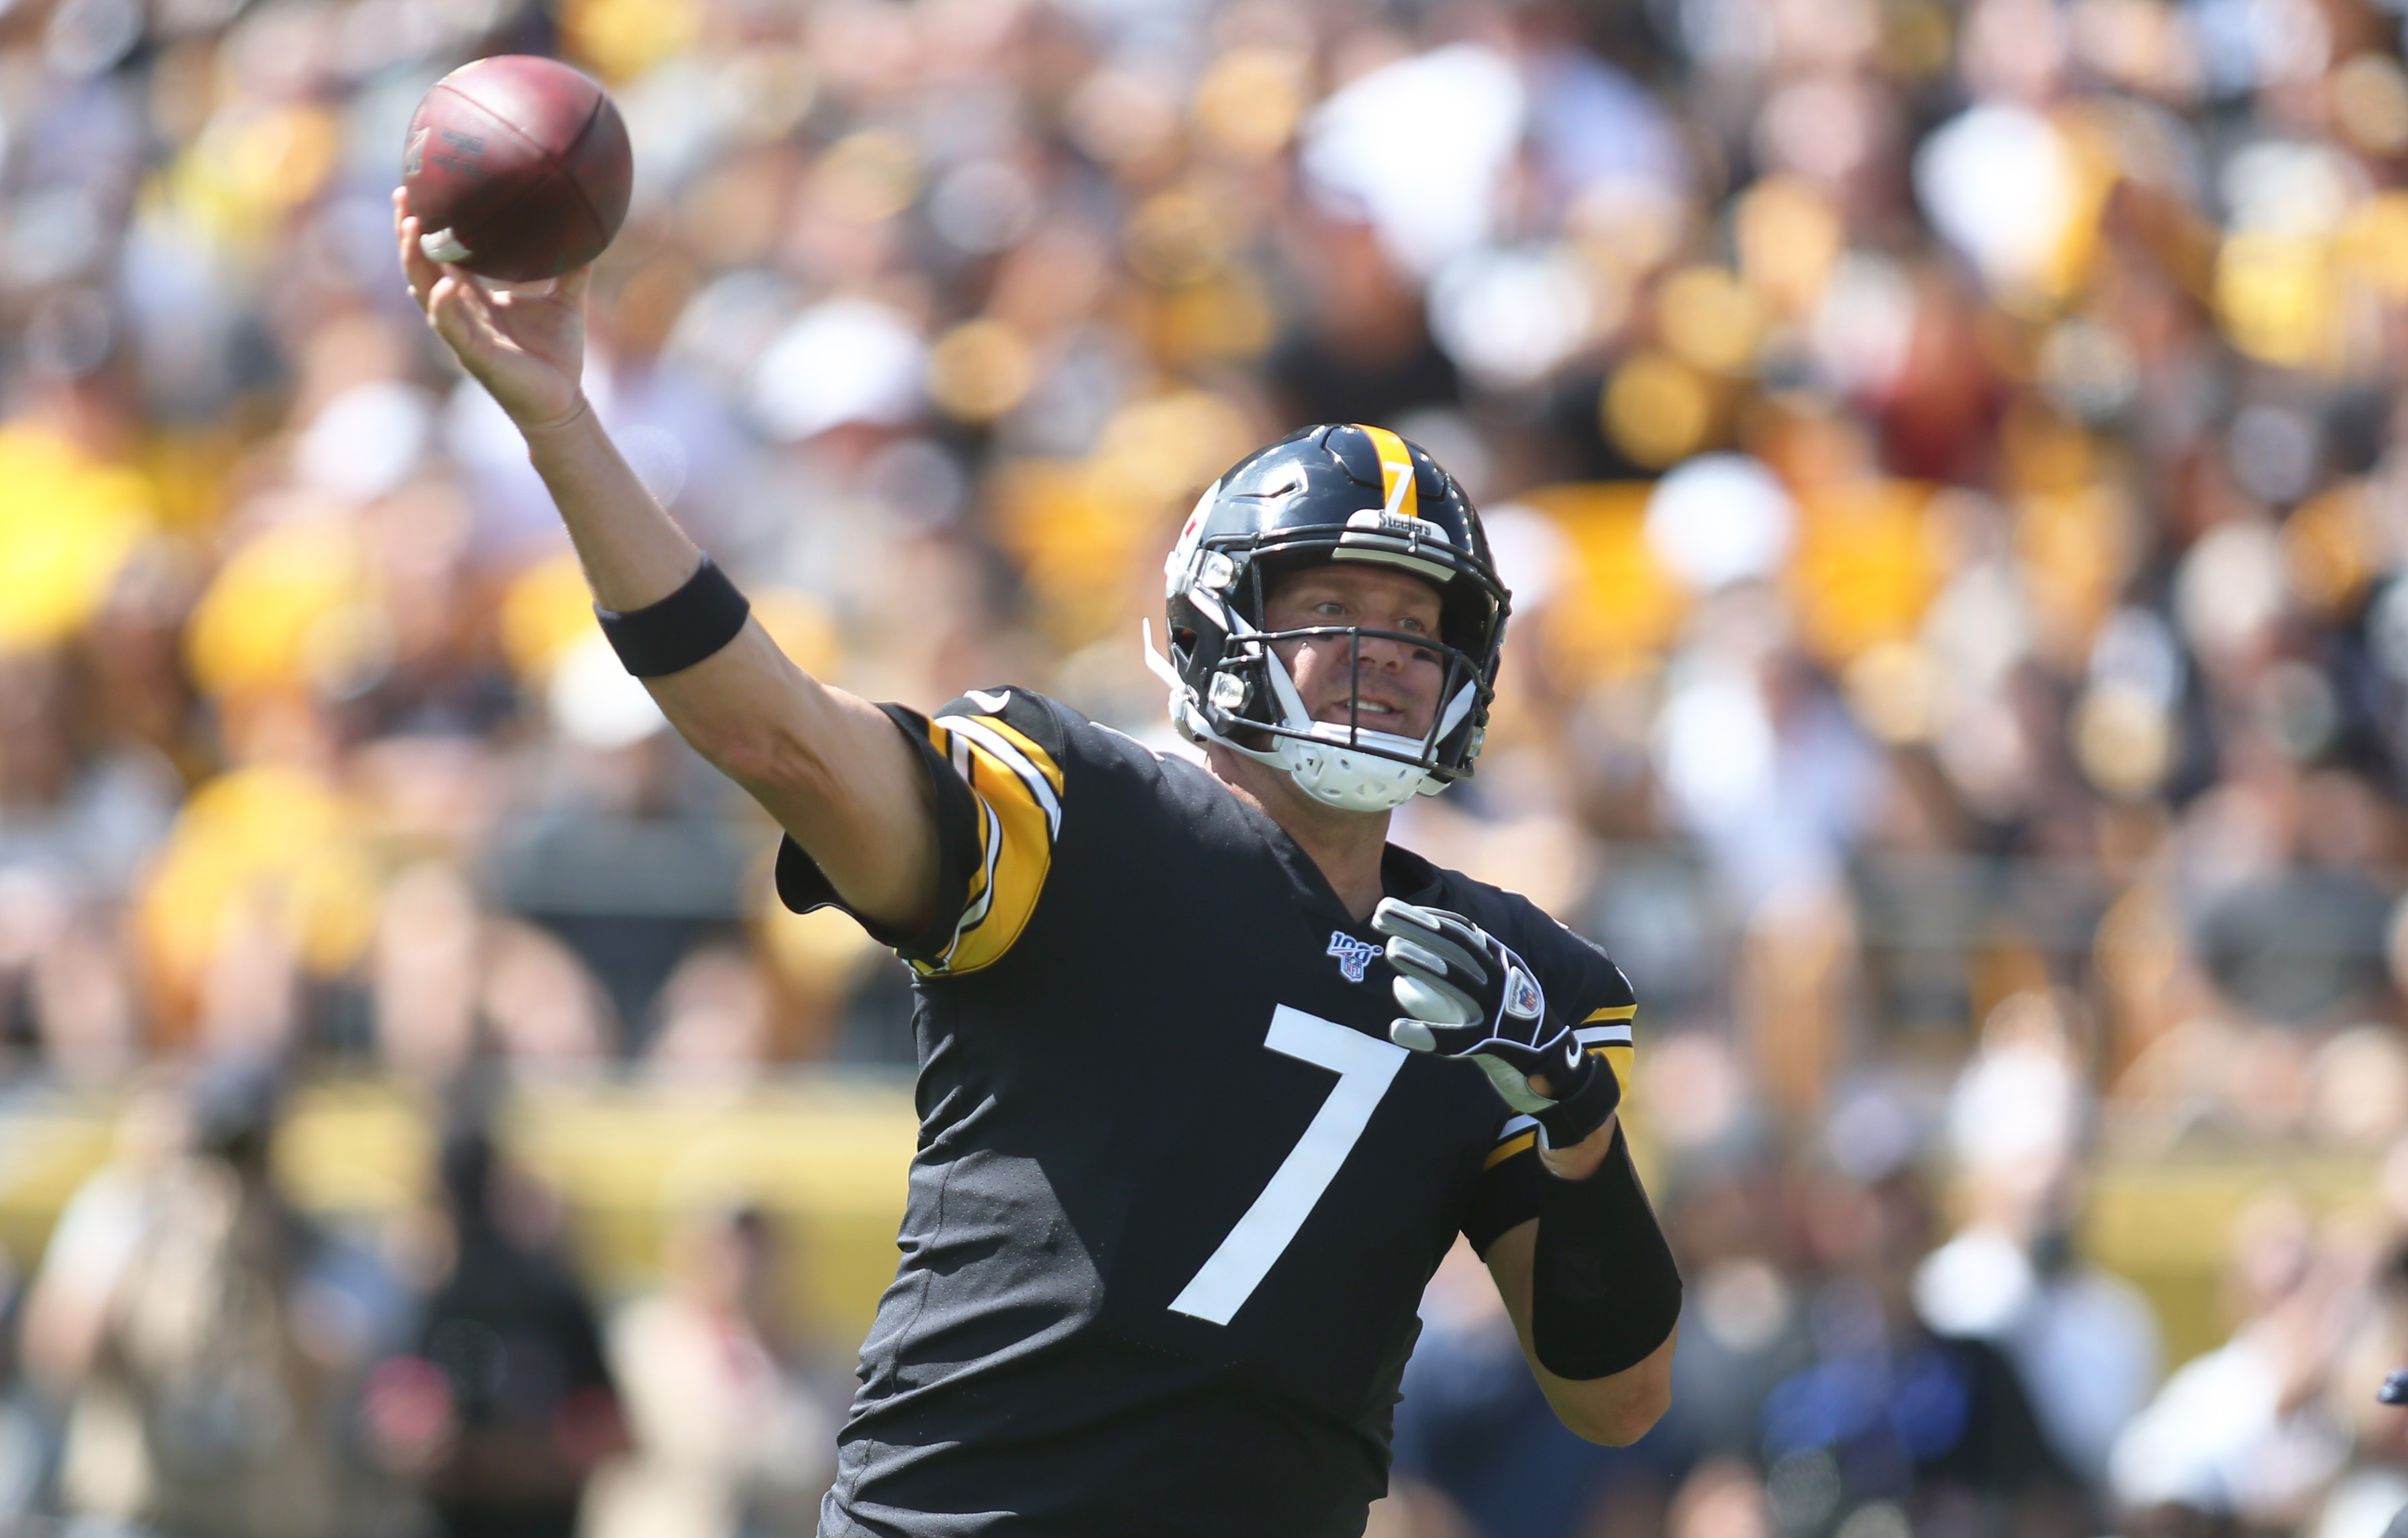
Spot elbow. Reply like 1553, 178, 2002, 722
1546, 1327, 1677, 1446
701, 717, 826, 799
703, 725, 791, 791
1560, 1386, 1670, 1447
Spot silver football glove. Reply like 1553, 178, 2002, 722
1372, 897, 1621, 1148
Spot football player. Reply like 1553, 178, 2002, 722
399, 195, 1681, 1537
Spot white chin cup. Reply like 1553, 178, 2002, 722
1277, 724, 1432, 812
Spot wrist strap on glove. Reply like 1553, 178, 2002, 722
597, 555, 750, 677
1532, 1125, 1682, 1380
1534, 1049, 1622, 1150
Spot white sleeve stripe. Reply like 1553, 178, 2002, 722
1575, 1025, 1633, 1046
964, 805, 1002, 930
936, 715, 1062, 836
936, 793, 1005, 970
1497, 1114, 1538, 1140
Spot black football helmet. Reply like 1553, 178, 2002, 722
1142, 423, 1511, 811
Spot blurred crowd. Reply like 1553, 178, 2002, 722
5, 0, 2408, 1531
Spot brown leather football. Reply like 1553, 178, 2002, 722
401, 55, 632, 283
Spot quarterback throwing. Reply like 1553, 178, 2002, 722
398, 189, 1681, 1537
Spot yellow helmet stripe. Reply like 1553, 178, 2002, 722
1354, 424, 1419, 519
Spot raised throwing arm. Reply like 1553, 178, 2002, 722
395, 189, 939, 933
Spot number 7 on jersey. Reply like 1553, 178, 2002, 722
1168, 1006, 1409, 1326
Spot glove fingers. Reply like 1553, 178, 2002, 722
1383, 930, 1489, 989
1391, 1017, 1489, 1056
1372, 901, 1493, 984
1370, 896, 1432, 941
1395, 974, 1478, 1027
1408, 904, 1496, 962
1421, 929, 1492, 985
1374, 895, 1476, 945
1386, 937, 1448, 980
1387, 941, 1478, 1005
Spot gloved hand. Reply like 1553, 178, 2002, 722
1372, 898, 1621, 1150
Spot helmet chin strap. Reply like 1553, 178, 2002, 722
1142, 617, 1285, 766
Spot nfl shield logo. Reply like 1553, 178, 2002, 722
1327, 931, 1379, 983
1508, 974, 1543, 1017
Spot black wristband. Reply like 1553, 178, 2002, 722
1532, 1127, 1682, 1381
595, 556, 750, 677
1535, 1047, 1622, 1150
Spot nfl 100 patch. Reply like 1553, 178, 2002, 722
1326, 931, 1380, 983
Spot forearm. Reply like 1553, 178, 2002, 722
521, 406, 701, 611
1487, 1218, 1678, 1445
1487, 1124, 1683, 1445
1533, 1319, 1676, 1445
1537, 1113, 1617, 1180
516, 405, 809, 774
515, 408, 938, 928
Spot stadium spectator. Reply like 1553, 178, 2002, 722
2109, 1192, 2372, 1533
26, 1056, 390, 1538
365, 1082, 628, 1538
585, 1204, 844, 1538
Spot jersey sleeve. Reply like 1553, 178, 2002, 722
773, 688, 1068, 978
1460, 920, 1640, 1255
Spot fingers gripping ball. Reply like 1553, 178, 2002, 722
402, 56, 632, 283
1372, 899, 1621, 1149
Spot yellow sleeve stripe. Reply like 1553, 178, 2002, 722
977, 713, 1066, 794
1583, 1004, 1636, 1023
1483, 1130, 1538, 1170
940, 713, 1065, 807
1354, 424, 1419, 520
926, 725, 1058, 976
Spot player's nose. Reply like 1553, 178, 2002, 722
1352, 631, 1421, 670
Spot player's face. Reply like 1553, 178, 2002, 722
1262, 564, 1447, 741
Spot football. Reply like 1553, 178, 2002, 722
401, 55, 632, 283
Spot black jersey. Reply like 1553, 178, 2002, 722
776, 689, 1638, 1538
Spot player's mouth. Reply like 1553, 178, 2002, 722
1321, 695, 1416, 733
